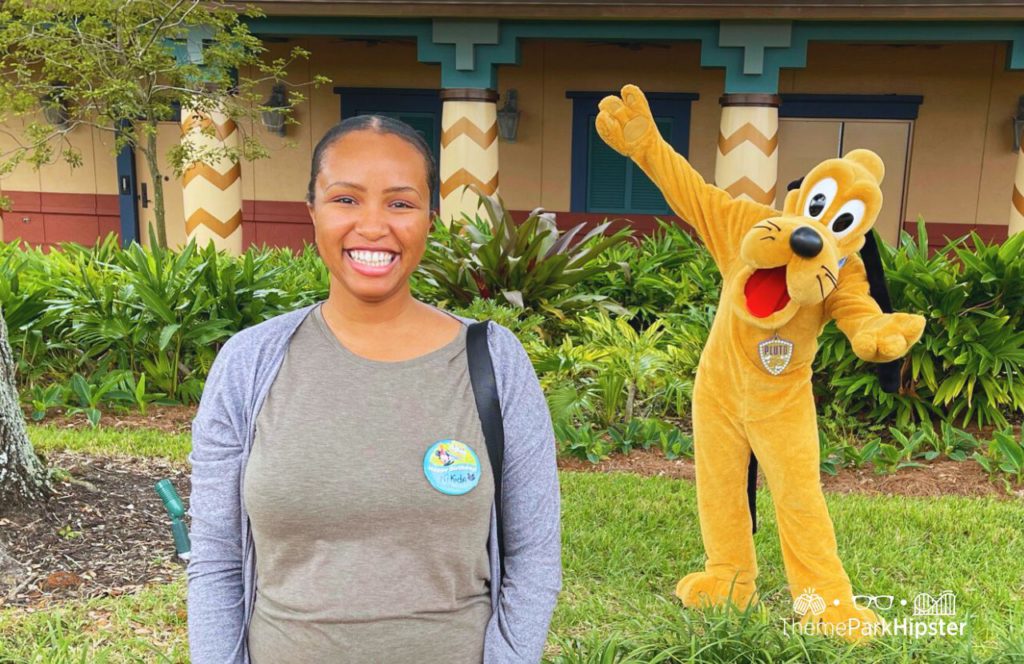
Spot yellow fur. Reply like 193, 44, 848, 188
597, 85, 925, 641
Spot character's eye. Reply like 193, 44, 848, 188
827, 200, 866, 239
802, 178, 838, 219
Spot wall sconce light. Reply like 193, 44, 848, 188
1014, 96, 1024, 152
497, 89, 520, 142
41, 82, 71, 129
261, 83, 288, 137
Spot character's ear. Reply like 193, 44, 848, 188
783, 189, 800, 215
783, 176, 803, 214
843, 149, 885, 185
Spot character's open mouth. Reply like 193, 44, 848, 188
744, 267, 791, 318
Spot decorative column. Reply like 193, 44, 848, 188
1010, 135, 1024, 236
180, 106, 243, 254
714, 94, 780, 206
439, 88, 499, 223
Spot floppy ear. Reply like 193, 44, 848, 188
783, 176, 803, 215
783, 189, 800, 215
843, 149, 885, 185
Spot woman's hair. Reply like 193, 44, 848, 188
306, 115, 438, 205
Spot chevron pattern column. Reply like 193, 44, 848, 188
180, 106, 243, 254
439, 88, 499, 223
715, 94, 781, 206
1010, 135, 1024, 236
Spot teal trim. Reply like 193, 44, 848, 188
718, 22, 792, 75
432, 20, 499, 71
246, 17, 1024, 94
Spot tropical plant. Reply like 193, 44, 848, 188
419, 190, 632, 320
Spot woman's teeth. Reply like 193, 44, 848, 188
347, 249, 396, 267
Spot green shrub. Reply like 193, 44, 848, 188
418, 192, 631, 320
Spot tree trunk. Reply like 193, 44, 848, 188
0, 308, 51, 512
144, 129, 168, 249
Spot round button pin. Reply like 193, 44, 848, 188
423, 439, 481, 495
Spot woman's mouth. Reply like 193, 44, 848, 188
744, 266, 791, 318
345, 249, 399, 276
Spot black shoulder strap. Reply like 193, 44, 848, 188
860, 230, 902, 394
747, 453, 758, 535
466, 320, 506, 580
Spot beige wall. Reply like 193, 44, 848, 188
3, 37, 1020, 244
0, 118, 120, 196
782, 42, 1024, 227
499, 39, 724, 213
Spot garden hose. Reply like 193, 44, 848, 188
155, 479, 191, 561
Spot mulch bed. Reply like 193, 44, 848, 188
0, 451, 189, 611
28, 405, 196, 435
558, 448, 1024, 499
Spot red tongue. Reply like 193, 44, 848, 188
744, 267, 790, 318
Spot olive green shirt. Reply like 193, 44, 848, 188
243, 304, 493, 663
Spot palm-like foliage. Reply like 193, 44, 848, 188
419, 189, 632, 319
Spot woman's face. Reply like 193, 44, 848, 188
308, 129, 432, 305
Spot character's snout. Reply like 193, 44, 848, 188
790, 226, 823, 258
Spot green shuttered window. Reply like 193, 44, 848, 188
586, 117, 672, 214
567, 91, 697, 215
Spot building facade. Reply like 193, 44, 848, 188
2, 1, 1023, 252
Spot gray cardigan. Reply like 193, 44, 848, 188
186, 303, 562, 663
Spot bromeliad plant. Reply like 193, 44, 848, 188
418, 190, 632, 321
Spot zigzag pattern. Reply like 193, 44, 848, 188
723, 176, 776, 205
440, 169, 499, 198
441, 118, 498, 149
718, 123, 778, 157
185, 209, 242, 239
183, 162, 241, 190
181, 114, 237, 142
1013, 185, 1024, 218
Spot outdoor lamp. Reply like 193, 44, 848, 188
1014, 96, 1024, 152
497, 89, 520, 142
261, 83, 288, 137
41, 82, 70, 129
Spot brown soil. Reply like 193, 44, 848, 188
558, 448, 1024, 500
0, 451, 189, 609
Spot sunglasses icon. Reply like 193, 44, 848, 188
854, 595, 895, 610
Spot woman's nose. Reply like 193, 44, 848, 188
353, 206, 389, 238
790, 226, 823, 258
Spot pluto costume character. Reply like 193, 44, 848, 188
596, 85, 925, 637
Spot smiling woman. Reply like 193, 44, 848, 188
185, 115, 562, 664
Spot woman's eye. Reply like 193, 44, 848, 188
333, 196, 356, 204
391, 201, 414, 209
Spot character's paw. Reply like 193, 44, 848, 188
851, 312, 925, 363
596, 84, 658, 158
799, 597, 881, 643
675, 571, 758, 610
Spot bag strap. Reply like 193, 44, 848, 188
466, 320, 506, 580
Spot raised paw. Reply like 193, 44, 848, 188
675, 571, 758, 610
851, 312, 926, 363
595, 84, 658, 158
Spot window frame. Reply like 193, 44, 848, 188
566, 90, 698, 214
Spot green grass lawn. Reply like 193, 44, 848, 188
2, 425, 1022, 663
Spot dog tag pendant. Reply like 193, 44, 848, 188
758, 334, 793, 376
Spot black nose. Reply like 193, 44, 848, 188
790, 226, 823, 258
